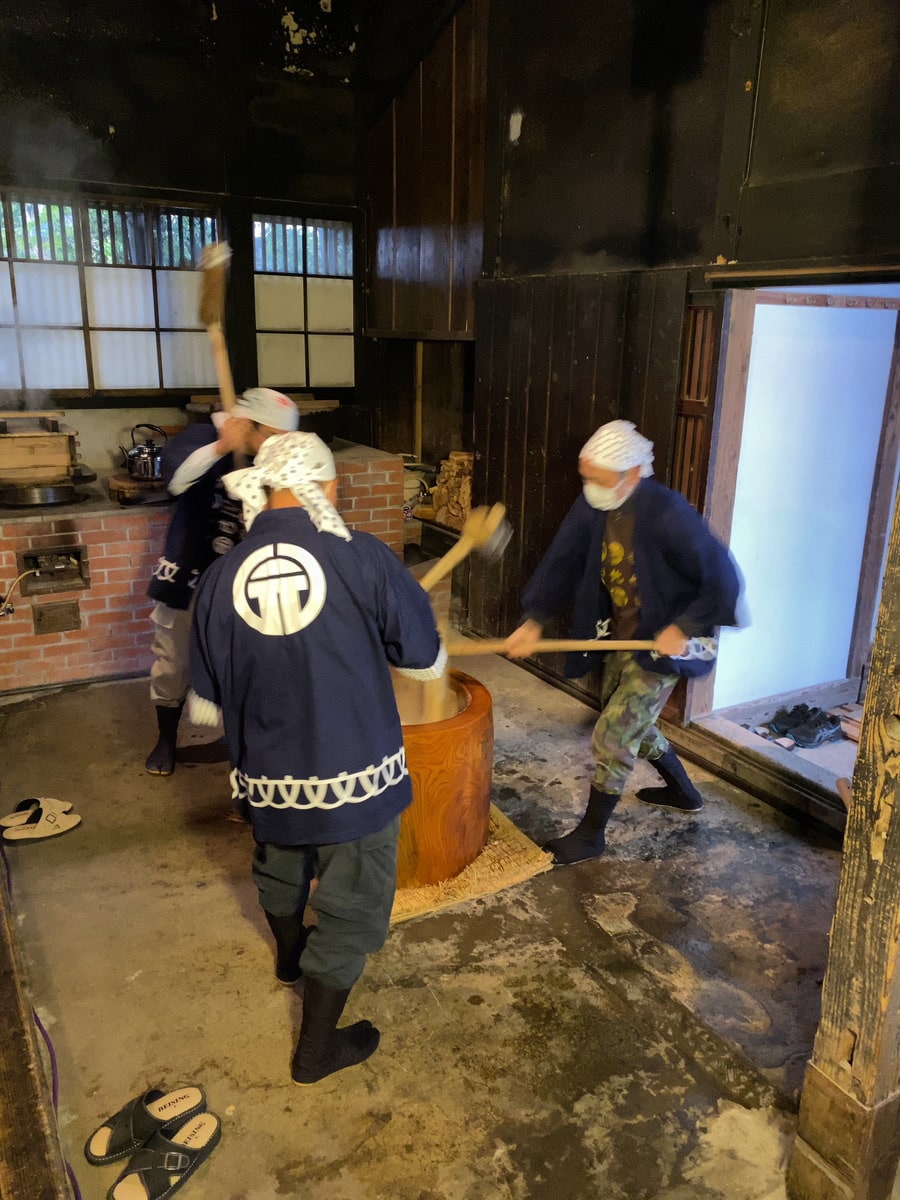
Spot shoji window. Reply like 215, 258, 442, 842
253, 215, 354, 388
85, 202, 219, 390
0, 193, 219, 393
0, 196, 86, 389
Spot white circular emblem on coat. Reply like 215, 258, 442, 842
232, 543, 326, 635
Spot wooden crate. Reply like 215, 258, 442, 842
0, 415, 76, 483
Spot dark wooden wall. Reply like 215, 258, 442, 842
468, 270, 688, 653
365, 0, 488, 336
462, 0, 900, 652
717, 0, 900, 265
0, 0, 359, 204
489, 0, 733, 276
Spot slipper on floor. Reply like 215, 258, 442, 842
107, 1111, 221, 1200
2, 805, 81, 842
84, 1087, 206, 1166
0, 797, 74, 828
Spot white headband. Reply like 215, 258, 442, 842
580, 420, 654, 478
223, 432, 351, 541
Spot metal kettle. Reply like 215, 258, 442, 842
119, 424, 168, 480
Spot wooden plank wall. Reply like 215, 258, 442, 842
468, 269, 689, 659
365, 0, 488, 337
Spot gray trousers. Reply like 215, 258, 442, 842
149, 600, 194, 707
251, 816, 401, 991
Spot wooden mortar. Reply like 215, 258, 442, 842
397, 669, 493, 888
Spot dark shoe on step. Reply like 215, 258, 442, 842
637, 748, 703, 811
145, 702, 184, 775
790, 710, 842, 749
542, 787, 619, 865
291, 978, 380, 1085
767, 703, 816, 736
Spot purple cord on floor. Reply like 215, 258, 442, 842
1, 839, 84, 1200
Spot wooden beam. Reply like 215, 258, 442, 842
756, 293, 900, 310
788, 473, 900, 1199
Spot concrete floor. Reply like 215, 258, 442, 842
0, 654, 850, 1200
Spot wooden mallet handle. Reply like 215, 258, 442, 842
445, 638, 657, 655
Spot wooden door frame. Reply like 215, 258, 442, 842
684, 290, 900, 724
846, 311, 900, 682
683, 287, 756, 723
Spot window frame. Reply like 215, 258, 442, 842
252, 210, 356, 391
0, 189, 223, 403
0, 188, 362, 408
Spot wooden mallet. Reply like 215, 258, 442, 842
417, 502, 512, 595
412, 502, 512, 723
198, 242, 237, 413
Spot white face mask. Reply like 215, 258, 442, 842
583, 480, 628, 511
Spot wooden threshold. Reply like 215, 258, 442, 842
662, 717, 846, 837
0, 867, 71, 1200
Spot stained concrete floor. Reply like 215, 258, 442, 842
0, 653, 852, 1200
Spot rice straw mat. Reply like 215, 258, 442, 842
390, 805, 552, 925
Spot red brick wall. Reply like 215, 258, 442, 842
336, 454, 404, 556
0, 509, 169, 695
0, 448, 406, 696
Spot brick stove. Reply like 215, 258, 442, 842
0, 440, 405, 696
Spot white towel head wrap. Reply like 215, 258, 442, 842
223, 431, 351, 540
580, 419, 654, 478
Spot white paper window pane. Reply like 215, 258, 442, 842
257, 333, 307, 386
255, 274, 305, 330
0, 264, 13, 324
161, 332, 217, 387
15, 263, 82, 325
21, 329, 88, 388
0, 329, 21, 387
157, 271, 203, 329
306, 278, 353, 331
308, 335, 354, 386
90, 331, 159, 389
85, 267, 155, 328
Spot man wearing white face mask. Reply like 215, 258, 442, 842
504, 419, 741, 865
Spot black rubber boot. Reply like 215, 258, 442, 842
145, 702, 184, 775
637, 747, 703, 811
264, 911, 308, 986
291, 978, 380, 1085
543, 786, 620, 865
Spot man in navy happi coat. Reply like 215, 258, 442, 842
188, 431, 444, 1085
505, 419, 742, 866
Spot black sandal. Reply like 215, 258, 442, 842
84, 1086, 206, 1165
107, 1111, 221, 1200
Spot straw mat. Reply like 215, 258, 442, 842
390, 805, 552, 925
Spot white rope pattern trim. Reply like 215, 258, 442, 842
224, 431, 351, 540
580, 419, 654, 477
231, 746, 408, 810
394, 643, 448, 681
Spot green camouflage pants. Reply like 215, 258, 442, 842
590, 652, 679, 794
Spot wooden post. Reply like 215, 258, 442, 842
684, 287, 756, 723
787, 477, 900, 1200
